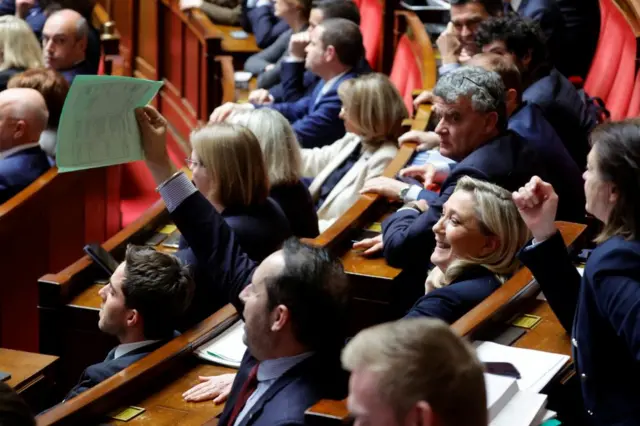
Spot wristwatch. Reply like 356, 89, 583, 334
398, 185, 410, 202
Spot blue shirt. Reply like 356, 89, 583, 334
234, 352, 314, 426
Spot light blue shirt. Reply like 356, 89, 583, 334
234, 352, 314, 426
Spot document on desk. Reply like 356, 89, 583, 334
475, 341, 570, 393
195, 320, 247, 368
56, 75, 163, 172
490, 391, 547, 426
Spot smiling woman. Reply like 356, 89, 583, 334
405, 176, 530, 324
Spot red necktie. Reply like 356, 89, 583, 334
226, 364, 259, 426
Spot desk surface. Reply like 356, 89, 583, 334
105, 361, 234, 425
218, 25, 260, 53
514, 298, 571, 356
0, 348, 58, 392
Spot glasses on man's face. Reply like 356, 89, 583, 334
185, 158, 204, 169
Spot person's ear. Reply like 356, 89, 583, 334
324, 45, 336, 62
483, 111, 499, 133
405, 400, 435, 426
608, 183, 619, 205
14, 119, 25, 140
521, 49, 533, 69
480, 234, 500, 257
126, 309, 141, 328
271, 305, 290, 332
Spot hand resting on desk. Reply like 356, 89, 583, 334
183, 373, 236, 403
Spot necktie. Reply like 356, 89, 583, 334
105, 348, 117, 361
226, 364, 259, 426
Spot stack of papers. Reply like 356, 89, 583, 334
195, 320, 247, 368
476, 342, 570, 425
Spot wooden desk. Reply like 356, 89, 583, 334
0, 348, 58, 412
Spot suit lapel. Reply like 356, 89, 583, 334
308, 135, 361, 200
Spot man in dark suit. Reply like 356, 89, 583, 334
42, 8, 94, 83
0, 88, 50, 204
63, 246, 194, 401
355, 67, 547, 278
135, 105, 350, 425
343, 319, 487, 426
210, 18, 365, 148
242, 0, 289, 49
475, 15, 597, 169
249, 0, 364, 104
0, 0, 47, 38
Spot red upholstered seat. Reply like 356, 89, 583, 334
359, 0, 382, 70
390, 34, 422, 115
584, 0, 637, 120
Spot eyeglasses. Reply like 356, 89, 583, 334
185, 158, 205, 169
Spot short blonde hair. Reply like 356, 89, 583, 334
342, 318, 487, 426
337, 73, 408, 145
190, 123, 269, 207
227, 109, 302, 186
437, 176, 530, 287
0, 16, 43, 71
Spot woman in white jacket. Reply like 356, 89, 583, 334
301, 73, 408, 231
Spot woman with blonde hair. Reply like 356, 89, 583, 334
405, 176, 530, 324
143, 119, 291, 326
228, 108, 319, 237
0, 15, 43, 91
301, 73, 408, 231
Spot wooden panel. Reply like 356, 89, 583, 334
137, 0, 159, 77
0, 166, 119, 351
184, 28, 201, 117
162, 4, 185, 95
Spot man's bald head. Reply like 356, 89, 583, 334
0, 88, 49, 150
42, 8, 88, 70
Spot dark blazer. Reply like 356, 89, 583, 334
243, 3, 289, 49
270, 57, 372, 103
269, 180, 319, 238
0, 67, 24, 92
515, 0, 565, 75
218, 351, 346, 426
0, 146, 51, 204
58, 59, 96, 84
64, 340, 168, 401
404, 266, 501, 324
175, 198, 291, 326
519, 232, 640, 425
524, 68, 597, 169
509, 103, 585, 222
554, 0, 600, 79
382, 131, 546, 270
263, 69, 360, 148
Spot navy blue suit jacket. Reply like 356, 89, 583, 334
509, 103, 585, 222
524, 68, 597, 169
269, 181, 319, 238
64, 340, 169, 401
270, 58, 372, 103
0, 146, 50, 204
175, 198, 291, 327
263, 69, 359, 148
244, 4, 289, 49
382, 131, 546, 270
218, 351, 346, 426
404, 266, 500, 324
519, 232, 640, 425
58, 60, 96, 84
554, 0, 600, 79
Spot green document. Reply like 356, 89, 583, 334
56, 75, 163, 172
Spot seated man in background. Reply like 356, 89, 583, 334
356, 67, 547, 279
475, 15, 597, 168
243, 0, 288, 49
0, 88, 49, 204
136, 105, 350, 423
249, 0, 364, 104
211, 18, 365, 148
438, 0, 502, 76
64, 246, 194, 401
342, 318, 487, 426
42, 8, 93, 83
0, 0, 47, 38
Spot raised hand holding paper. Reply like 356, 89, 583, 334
56, 75, 163, 172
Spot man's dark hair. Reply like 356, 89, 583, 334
123, 246, 194, 340
475, 16, 549, 73
313, 0, 360, 25
0, 382, 35, 426
468, 53, 523, 104
264, 238, 349, 351
320, 18, 364, 68
449, 0, 503, 16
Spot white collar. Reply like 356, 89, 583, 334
510, 0, 522, 11
320, 70, 349, 96
114, 339, 160, 359
0, 143, 40, 160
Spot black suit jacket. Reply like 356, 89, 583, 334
175, 198, 291, 327
64, 340, 168, 401
0, 146, 51, 204
269, 181, 319, 238
382, 131, 546, 271
218, 351, 346, 426
519, 232, 640, 425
